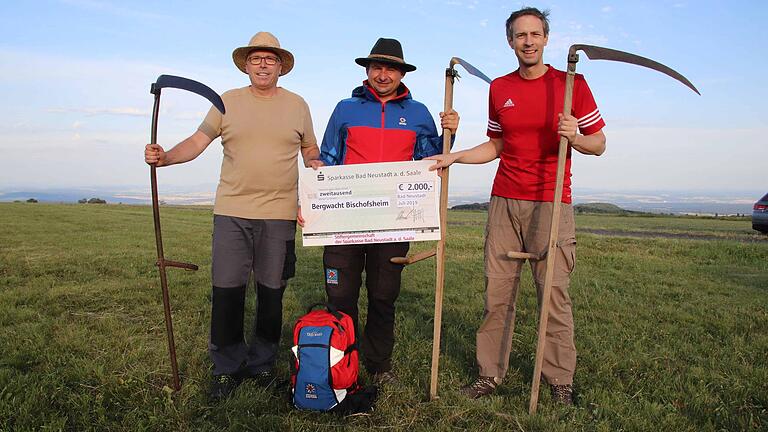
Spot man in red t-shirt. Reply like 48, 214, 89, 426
428, 7, 606, 404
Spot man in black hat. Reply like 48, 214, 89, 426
304, 37, 458, 385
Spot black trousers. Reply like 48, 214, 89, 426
209, 215, 296, 376
323, 242, 409, 374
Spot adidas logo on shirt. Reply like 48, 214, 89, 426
503, 98, 515, 107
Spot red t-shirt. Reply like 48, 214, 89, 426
487, 66, 605, 203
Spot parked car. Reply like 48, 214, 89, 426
753, 192, 768, 234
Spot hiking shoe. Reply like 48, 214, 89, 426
373, 370, 398, 386
550, 384, 574, 405
209, 374, 239, 401
461, 376, 500, 399
242, 370, 276, 387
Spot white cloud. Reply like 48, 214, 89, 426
48, 106, 210, 121
546, 31, 610, 58
0, 47, 231, 102
442, 0, 479, 10
49, 107, 150, 117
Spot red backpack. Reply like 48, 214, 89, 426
290, 303, 360, 411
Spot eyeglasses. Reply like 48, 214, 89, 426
246, 55, 281, 66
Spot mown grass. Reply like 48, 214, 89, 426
576, 213, 757, 238
1, 203, 766, 431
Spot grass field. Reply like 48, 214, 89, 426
1, 203, 766, 431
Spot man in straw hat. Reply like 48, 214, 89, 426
302, 37, 459, 385
144, 32, 320, 400
427, 7, 606, 404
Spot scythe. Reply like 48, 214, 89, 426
391, 58, 491, 400
525, 45, 699, 414
148, 75, 225, 391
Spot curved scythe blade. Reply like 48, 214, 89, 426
151, 74, 226, 114
572, 44, 700, 95
452, 57, 492, 84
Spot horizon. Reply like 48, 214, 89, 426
1, 184, 762, 215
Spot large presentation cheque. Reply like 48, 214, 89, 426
299, 160, 441, 246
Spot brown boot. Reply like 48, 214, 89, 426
460, 376, 500, 399
550, 383, 574, 405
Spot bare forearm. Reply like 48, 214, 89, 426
301, 145, 320, 167
426, 137, 503, 170
164, 131, 212, 165
571, 130, 606, 156
453, 138, 503, 164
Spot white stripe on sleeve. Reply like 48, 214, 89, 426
580, 114, 603, 129
577, 108, 600, 124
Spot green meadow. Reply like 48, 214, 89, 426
1, 203, 766, 431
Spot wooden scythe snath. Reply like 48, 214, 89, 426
148, 75, 225, 391
391, 58, 491, 400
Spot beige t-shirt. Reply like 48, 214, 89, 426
199, 86, 317, 220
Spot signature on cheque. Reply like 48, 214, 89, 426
396, 208, 425, 223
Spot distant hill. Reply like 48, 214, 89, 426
451, 201, 636, 214
451, 202, 488, 210
574, 202, 636, 214
0, 190, 143, 204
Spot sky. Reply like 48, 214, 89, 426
1, 0, 766, 198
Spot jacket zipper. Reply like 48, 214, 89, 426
380, 102, 386, 157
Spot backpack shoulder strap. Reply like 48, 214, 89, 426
307, 302, 343, 320
344, 341, 358, 354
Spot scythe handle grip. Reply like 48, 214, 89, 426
506, 251, 545, 261
157, 259, 199, 271
390, 248, 437, 265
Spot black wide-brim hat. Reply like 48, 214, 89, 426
355, 38, 416, 72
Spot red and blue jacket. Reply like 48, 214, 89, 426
320, 81, 449, 166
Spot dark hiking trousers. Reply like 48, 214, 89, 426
209, 215, 296, 376
323, 242, 409, 374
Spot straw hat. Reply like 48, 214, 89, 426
355, 38, 416, 72
232, 32, 294, 76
